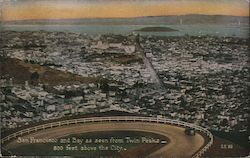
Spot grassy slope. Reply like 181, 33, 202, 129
0, 57, 99, 87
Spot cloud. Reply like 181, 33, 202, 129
2, 0, 249, 21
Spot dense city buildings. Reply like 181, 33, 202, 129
0, 31, 249, 135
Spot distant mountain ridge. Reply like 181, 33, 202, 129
3, 14, 249, 25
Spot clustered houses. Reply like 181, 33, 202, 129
0, 31, 249, 134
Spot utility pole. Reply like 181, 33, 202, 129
0, 2, 3, 26
180, 18, 183, 25
0, 3, 4, 58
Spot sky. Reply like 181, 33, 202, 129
1, 0, 249, 21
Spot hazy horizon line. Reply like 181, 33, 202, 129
2, 13, 249, 22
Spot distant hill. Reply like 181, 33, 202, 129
2, 14, 249, 25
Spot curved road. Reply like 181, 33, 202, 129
4, 122, 205, 157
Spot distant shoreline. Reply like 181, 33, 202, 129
0, 26, 248, 39
135, 26, 178, 32
2, 14, 249, 25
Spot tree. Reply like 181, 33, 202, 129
99, 78, 109, 93
179, 95, 188, 107
30, 72, 39, 81
220, 119, 229, 127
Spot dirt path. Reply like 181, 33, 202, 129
5, 122, 205, 157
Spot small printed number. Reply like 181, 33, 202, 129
53, 146, 64, 151
221, 144, 233, 149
